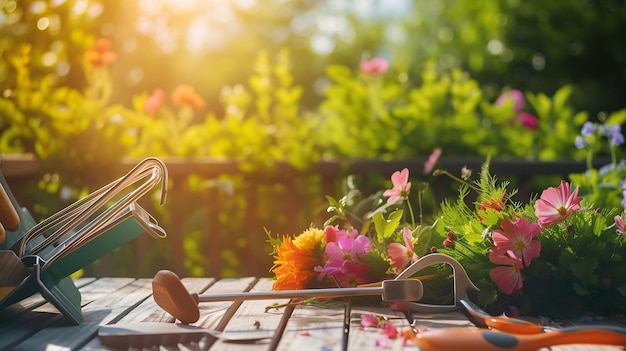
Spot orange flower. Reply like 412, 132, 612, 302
171, 84, 206, 111
85, 38, 117, 68
480, 196, 506, 212
272, 236, 320, 290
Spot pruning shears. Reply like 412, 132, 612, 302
410, 324, 626, 351
410, 296, 626, 350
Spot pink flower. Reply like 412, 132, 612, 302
360, 58, 389, 77
375, 337, 390, 348
492, 218, 541, 267
496, 90, 539, 131
387, 227, 418, 271
534, 180, 583, 226
144, 88, 166, 115
615, 215, 625, 234
423, 148, 442, 175
495, 89, 525, 113
324, 225, 358, 243
316, 234, 371, 287
360, 314, 380, 327
382, 324, 399, 338
317, 260, 370, 287
519, 112, 538, 130
383, 168, 411, 204
461, 166, 472, 179
325, 235, 371, 262
489, 249, 524, 295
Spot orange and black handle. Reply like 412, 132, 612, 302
458, 298, 543, 334
411, 325, 626, 351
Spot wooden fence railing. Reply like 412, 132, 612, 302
0, 154, 604, 278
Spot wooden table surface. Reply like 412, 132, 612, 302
1, 277, 624, 351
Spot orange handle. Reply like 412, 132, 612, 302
412, 325, 626, 351
0, 222, 5, 245
485, 316, 543, 334
0, 185, 19, 232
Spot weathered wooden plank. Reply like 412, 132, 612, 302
195, 276, 257, 330
275, 303, 344, 351
408, 311, 474, 329
208, 278, 291, 351
347, 305, 414, 351
108, 277, 216, 324
0, 278, 136, 350
0, 277, 96, 324
12, 278, 151, 351
82, 276, 257, 351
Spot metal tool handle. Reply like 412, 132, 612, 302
395, 253, 479, 312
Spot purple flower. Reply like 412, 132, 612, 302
601, 124, 625, 146
575, 136, 586, 149
581, 121, 595, 136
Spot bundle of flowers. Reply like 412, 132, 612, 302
267, 150, 442, 292
268, 122, 626, 318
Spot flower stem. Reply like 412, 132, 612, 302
417, 190, 424, 224
611, 145, 617, 167
435, 169, 481, 192
406, 199, 416, 228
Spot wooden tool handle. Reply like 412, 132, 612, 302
152, 270, 200, 324
0, 185, 19, 232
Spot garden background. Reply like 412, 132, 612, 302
1, 0, 626, 278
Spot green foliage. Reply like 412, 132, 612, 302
525, 87, 589, 160
569, 113, 626, 209
0, 44, 132, 215
122, 49, 319, 171
397, 0, 626, 116
372, 210, 403, 242
317, 61, 585, 160
521, 208, 626, 316
434, 160, 626, 317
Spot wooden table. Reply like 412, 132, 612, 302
1, 277, 624, 351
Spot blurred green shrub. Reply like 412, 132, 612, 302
316, 58, 589, 161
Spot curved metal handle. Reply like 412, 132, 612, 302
394, 253, 479, 312
19, 157, 168, 259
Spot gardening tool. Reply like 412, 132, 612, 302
393, 253, 479, 313
98, 322, 273, 349
458, 298, 543, 334
152, 253, 479, 324
152, 270, 424, 324
0, 183, 20, 245
410, 324, 626, 350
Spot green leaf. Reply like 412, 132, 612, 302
570, 258, 599, 286
373, 210, 403, 242
552, 85, 572, 110
413, 225, 432, 257
572, 283, 590, 296
325, 195, 341, 212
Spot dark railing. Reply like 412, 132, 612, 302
0, 155, 599, 278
